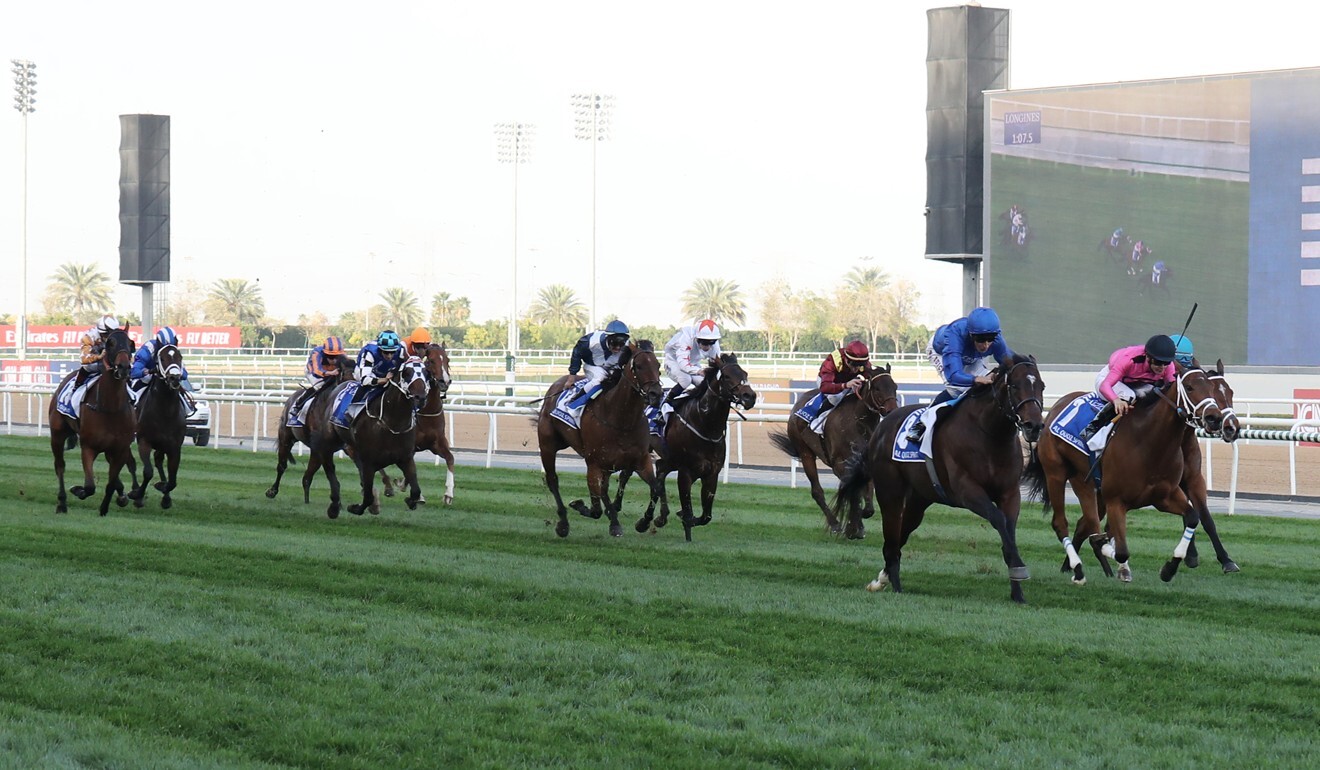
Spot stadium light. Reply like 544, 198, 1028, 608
11, 58, 36, 361
494, 122, 533, 365
571, 93, 613, 330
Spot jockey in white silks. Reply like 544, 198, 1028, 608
663, 319, 722, 402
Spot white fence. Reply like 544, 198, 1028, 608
5, 381, 1320, 514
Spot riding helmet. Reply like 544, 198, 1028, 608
96, 315, 121, 335
154, 326, 178, 347
1170, 334, 1194, 366
323, 336, 345, 357
843, 340, 870, 361
377, 330, 402, 352
695, 318, 721, 343
967, 307, 1002, 336
1144, 334, 1177, 364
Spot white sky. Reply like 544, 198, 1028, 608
2, 1, 1317, 331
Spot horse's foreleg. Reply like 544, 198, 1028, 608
801, 453, 840, 535
129, 438, 152, 504
612, 469, 633, 517
71, 443, 97, 501
301, 453, 323, 504
100, 451, 129, 517
377, 468, 395, 498
439, 445, 456, 505
348, 459, 377, 516
51, 431, 69, 513
568, 467, 607, 522
693, 471, 718, 527
266, 430, 295, 499
1158, 490, 1200, 583
966, 489, 1030, 604
1103, 501, 1133, 582
159, 448, 179, 510
870, 486, 907, 593
599, 470, 623, 537
541, 447, 570, 538
322, 454, 342, 519
153, 448, 168, 492
676, 467, 697, 531
400, 457, 423, 510
1196, 508, 1239, 573
1050, 472, 1086, 584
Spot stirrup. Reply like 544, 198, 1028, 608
905, 423, 925, 444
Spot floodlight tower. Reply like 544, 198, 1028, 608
571, 93, 613, 330
11, 59, 37, 361
494, 122, 533, 365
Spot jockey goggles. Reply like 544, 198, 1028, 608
972, 333, 997, 344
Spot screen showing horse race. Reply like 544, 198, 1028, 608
984, 67, 1320, 366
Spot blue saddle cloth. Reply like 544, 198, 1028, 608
793, 393, 826, 423
1049, 393, 1107, 457
891, 410, 927, 463
330, 382, 366, 428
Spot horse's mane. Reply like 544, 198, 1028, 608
635, 339, 654, 353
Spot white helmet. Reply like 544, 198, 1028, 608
95, 315, 121, 335
695, 319, 721, 343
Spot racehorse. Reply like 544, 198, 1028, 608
378, 344, 456, 504
265, 353, 355, 501
1099, 232, 1133, 266
768, 364, 899, 537
126, 343, 188, 509
311, 357, 431, 518
536, 340, 664, 538
48, 329, 137, 515
1176, 360, 1240, 572
631, 354, 758, 540
1021, 364, 1225, 584
831, 355, 1046, 603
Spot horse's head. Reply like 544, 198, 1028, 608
996, 354, 1046, 443
860, 363, 899, 416
1206, 359, 1239, 443
155, 343, 184, 390
1175, 363, 1226, 438
423, 343, 452, 397
625, 340, 664, 408
104, 329, 135, 380
707, 353, 757, 410
397, 358, 431, 411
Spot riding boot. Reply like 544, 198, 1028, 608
665, 383, 684, 404
905, 419, 926, 445
74, 367, 89, 388
1080, 402, 1117, 442
567, 383, 602, 410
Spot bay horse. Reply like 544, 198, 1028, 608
631, 354, 758, 541
831, 355, 1046, 603
378, 344, 456, 504
265, 353, 355, 502
48, 329, 137, 515
768, 364, 898, 538
536, 340, 664, 538
126, 343, 188, 509
311, 358, 431, 518
1176, 360, 1240, 573
1021, 364, 1225, 584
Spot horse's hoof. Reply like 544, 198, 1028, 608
154, 481, 166, 493
1071, 576, 1087, 586
570, 500, 599, 519
443, 495, 453, 506
71, 486, 90, 500
1008, 566, 1030, 582
1222, 560, 1241, 574
555, 520, 569, 538
55, 504, 67, 514
382, 486, 395, 498
1159, 561, 1178, 583
370, 505, 380, 516
161, 497, 172, 510
654, 516, 668, 529
406, 498, 418, 511
416, 494, 426, 505
1185, 553, 1200, 569
1117, 564, 1133, 582
609, 524, 623, 538
347, 504, 364, 516
327, 505, 340, 520
635, 518, 651, 533
845, 527, 865, 540
265, 488, 278, 499
866, 572, 890, 592
116, 495, 129, 508
133, 497, 144, 509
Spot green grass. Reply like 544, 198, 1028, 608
2, 435, 1318, 768
988, 156, 1249, 364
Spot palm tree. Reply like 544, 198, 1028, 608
205, 278, 265, 325
43, 262, 113, 322
680, 278, 746, 327
843, 265, 889, 293
527, 284, 588, 328
841, 264, 890, 353
378, 288, 422, 331
431, 292, 473, 327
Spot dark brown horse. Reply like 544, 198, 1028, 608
310, 358, 431, 518
768, 364, 898, 538
378, 344, 455, 504
630, 354, 757, 540
127, 343, 188, 509
832, 355, 1046, 603
265, 353, 355, 501
48, 329, 137, 515
1022, 364, 1225, 584
536, 340, 664, 538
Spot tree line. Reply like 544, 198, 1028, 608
7, 261, 928, 354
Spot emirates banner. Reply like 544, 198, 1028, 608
1, 325, 241, 349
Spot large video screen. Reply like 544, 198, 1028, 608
985, 68, 1320, 366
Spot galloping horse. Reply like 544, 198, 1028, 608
265, 354, 355, 501
1022, 364, 1225, 584
536, 341, 664, 538
1098, 232, 1133, 266
312, 358, 431, 518
832, 355, 1046, 603
48, 329, 137, 515
631, 354, 757, 540
127, 343, 188, 509
1176, 360, 1240, 572
378, 344, 456, 504
769, 364, 898, 537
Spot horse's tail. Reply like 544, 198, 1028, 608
830, 440, 872, 523
1020, 442, 1050, 511
767, 430, 799, 459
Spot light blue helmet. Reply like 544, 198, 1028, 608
604, 320, 629, 336
967, 307, 1002, 337
154, 326, 178, 346
1171, 334, 1194, 366
376, 330, 402, 353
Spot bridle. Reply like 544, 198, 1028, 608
860, 370, 899, 416
417, 347, 452, 418
1168, 367, 1224, 432
365, 360, 428, 434
993, 359, 1043, 433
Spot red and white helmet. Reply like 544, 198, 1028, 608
695, 319, 721, 343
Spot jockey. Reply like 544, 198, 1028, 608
356, 330, 404, 397
1110, 227, 1124, 247
565, 319, 631, 410
1079, 334, 1178, 441
663, 319, 722, 402
290, 336, 348, 418
907, 306, 1016, 443
403, 326, 432, 358
1171, 334, 1195, 367
129, 326, 189, 396
811, 339, 871, 422
74, 314, 121, 387
1152, 260, 1169, 285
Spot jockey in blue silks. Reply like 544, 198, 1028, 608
129, 326, 190, 397
355, 330, 404, 400
566, 319, 631, 410
906, 306, 1017, 444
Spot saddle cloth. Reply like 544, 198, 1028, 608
549, 382, 587, 429
1049, 392, 1108, 456
56, 375, 99, 420
891, 410, 927, 463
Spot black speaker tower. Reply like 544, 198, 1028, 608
119, 114, 170, 285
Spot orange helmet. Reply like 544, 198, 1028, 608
408, 326, 432, 347
323, 336, 345, 357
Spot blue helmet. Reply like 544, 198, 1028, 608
604, 320, 629, 336
154, 326, 178, 347
376, 330, 402, 353
1171, 334, 1194, 366
967, 307, 1002, 337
